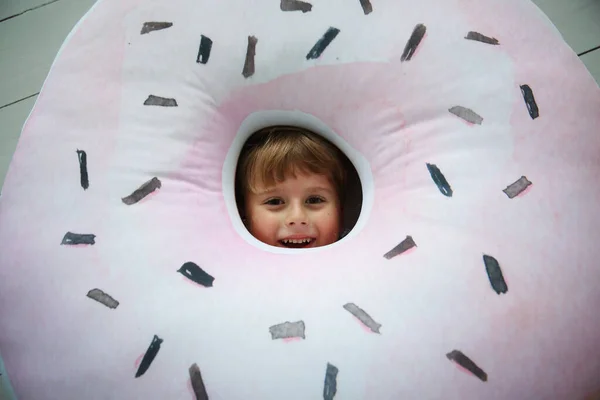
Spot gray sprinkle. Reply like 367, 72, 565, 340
449, 106, 483, 125
143, 95, 178, 107
87, 289, 119, 309
343, 303, 382, 333
503, 176, 532, 199
269, 320, 306, 340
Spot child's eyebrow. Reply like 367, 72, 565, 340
253, 187, 278, 195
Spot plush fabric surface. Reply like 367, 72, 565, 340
1, 0, 599, 398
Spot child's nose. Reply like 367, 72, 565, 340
286, 204, 307, 225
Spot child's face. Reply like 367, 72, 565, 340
244, 171, 341, 248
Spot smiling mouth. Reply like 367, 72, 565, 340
279, 238, 315, 248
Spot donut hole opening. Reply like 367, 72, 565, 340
223, 110, 373, 254
235, 126, 362, 248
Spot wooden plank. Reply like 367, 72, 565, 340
0, 0, 96, 107
532, 0, 600, 55
0, 0, 59, 22
0, 96, 37, 191
581, 49, 600, 85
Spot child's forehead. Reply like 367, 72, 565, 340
248, 170, 335, 194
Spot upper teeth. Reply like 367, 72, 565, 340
282, 238, 312, 244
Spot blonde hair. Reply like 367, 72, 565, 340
236, 126, 347, 204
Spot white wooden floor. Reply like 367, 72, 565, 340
0, 0, 599, 397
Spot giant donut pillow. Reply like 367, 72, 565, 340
1, 0, 600, 398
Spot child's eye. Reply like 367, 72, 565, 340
306, 196, 325, 204
265, 198, 283, 206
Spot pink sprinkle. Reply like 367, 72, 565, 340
180, 277, 210, 289
136, 189, 160, 204
451, 360, 478, 378
282, 337, 303, 343
353, 316, 378, 334
64, 243, 94, 248
186, 378, 195, 397
516, 184, 533, 197
400, 246, 417, 257
458, 117, 475, 127
134, 353, 144, 369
